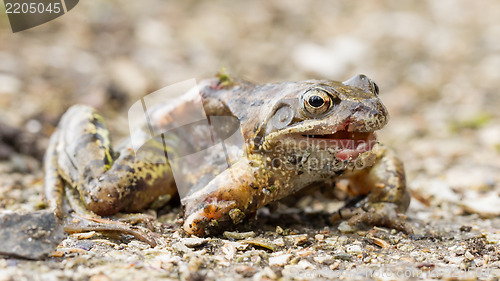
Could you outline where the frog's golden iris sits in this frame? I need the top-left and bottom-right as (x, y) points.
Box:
(303, 88), (333, 115)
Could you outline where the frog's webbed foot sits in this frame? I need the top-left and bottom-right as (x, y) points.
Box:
(62, 184), (159, 246)
(330, 202), (413, 234)
(330, 146), (412, 234)
(62, 213), (159, 247)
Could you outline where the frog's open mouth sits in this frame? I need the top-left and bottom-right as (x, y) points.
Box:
(301, 129), (377, 161)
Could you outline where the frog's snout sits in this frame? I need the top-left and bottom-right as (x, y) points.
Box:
(343, 99), (388, 132)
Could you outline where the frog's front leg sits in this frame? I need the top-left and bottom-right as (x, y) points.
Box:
(182, 156), (287, 236)
(330, 146), (412, 233)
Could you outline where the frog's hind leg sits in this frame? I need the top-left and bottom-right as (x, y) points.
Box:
(54, 105), (177, 213)
(330, 146), (412, 233)
(45, 105), (177, 246)
(45, 129), (158, 246)
(44, 130), (65, 218)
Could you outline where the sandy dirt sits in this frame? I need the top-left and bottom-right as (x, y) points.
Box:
(0, 1), (499, 280)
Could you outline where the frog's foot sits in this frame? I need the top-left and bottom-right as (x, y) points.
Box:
(330, 203), (413, 234)
(181, 159), (266, 237)
(62, 213), (159, 247)
(183, 200), (240, 237)
(60, 183), (159, 246)
(109, 213), (157, 230)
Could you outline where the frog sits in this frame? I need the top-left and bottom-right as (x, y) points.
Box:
(44, 73), (411, 245)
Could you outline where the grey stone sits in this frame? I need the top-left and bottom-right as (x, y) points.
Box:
(0, 210), (65, 259)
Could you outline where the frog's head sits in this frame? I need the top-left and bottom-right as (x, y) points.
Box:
(253, 74), (388, 161)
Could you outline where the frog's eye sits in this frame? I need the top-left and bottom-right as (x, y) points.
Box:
(343, 74), (380, 96)
(303, 88), (333, 115)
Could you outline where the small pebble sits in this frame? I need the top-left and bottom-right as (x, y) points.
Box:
(172, 242), (191, 254)
(275, 226), (284, 235)
(460, 225), (472, 232)
(329, 260), (341, 270)
(182, 237), (207, 248)
(333, 252), (351, 261)
(338, 236), (349, 245)
(222, 243), (236, 260)
(462, 192), (500, 217)
(483, 255), (490, 265)
(313, 255), (334, 265)
(269, 254), (291, 266)
(297, 259), (314, 269)
(465, 251), (474, 260)
(273, 238), (285, 247)
(227, 241), (248, 251)
(297, 249), (314, 257)
(324, 237), (338, 246)
(235, 265), (257, 277)
(223, 231), (256, 240)
(251, 255), (262, 265)
(285, 234), (308, 246)
(245, 239), (276, 251)
(484, 233), (500, 244)
(263, 266), (277, 279)
(73, 231), (96, 240)
(369, 237), (390, 248)
(346, 245), (363, 255)
(338, 221), (358, 233)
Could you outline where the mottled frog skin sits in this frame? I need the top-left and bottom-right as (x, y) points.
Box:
(44, 74), (411, 244)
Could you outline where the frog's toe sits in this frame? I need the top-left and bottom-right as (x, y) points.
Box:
(182, 200), (240, 237)
(110, 213), (156, 228)
(330, 203), (413, 234)
(349, 203), (413, 234)
(329, 207), (357, 224)
(63, 213), (159, 247)
(183, 211), (210, 237)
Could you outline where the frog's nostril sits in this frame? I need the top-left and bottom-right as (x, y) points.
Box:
(353, 104), (363, 112)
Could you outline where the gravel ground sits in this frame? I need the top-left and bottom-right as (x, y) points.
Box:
(0, 1), (499, 280)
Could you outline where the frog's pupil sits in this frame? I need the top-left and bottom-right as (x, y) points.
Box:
(309, 95), (324, 107)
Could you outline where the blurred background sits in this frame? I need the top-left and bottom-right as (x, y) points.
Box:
(0, 0), (499, 221)
(0, 1), (499, 279)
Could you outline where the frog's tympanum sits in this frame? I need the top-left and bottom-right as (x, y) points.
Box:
(44, 74), (411, 245)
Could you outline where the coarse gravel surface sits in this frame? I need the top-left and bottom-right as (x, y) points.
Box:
(0, 1), (499, 280)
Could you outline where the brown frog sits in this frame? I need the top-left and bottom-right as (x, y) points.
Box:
(44, 73), (411, 245)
